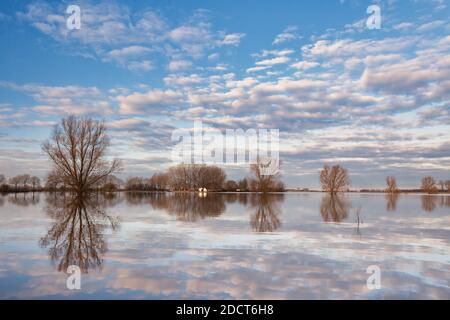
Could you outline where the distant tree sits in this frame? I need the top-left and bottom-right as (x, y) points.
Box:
(438, 180), (445, 192)
(18, 174), (31, 189)
(149, 172), (168, 191)
(238, 178), (248, 192)
(99, 175), (123, 191)
(446, 180), (450, 192)
(320, 165), (350, 193)
(385, 176), (399, 193)
(45, 169), (65, 190)
(421, 176), (438, 194)
(0, 174), (5, 185)
(30, 176), (41, 190)
(225, 180), (238, 191)
(125, 177), (145, 191)
(9, 176), (21, 190)
(166, 164), (226, 191)
(42, 116), (122, 194)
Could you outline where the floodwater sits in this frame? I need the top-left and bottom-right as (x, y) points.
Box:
(0, 192), (449, 299)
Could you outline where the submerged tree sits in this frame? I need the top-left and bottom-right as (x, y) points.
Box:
(385, 176), (399, 193)
(421, 176), (437, 194)
(42, 116), (122, 194)
(248, 158), (284, 192)
(319, 165), (350, 193)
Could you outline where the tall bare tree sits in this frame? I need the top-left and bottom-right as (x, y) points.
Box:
(385, 176), (399, 193)
(42, 116), (122, 194)
(0, 174), (5, 185)
(320, 165), (350, 193)
(421, 176), (437, 194)
(446, 180), (450, 192)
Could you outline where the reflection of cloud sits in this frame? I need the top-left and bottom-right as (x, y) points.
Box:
(0, 193), (449, 299)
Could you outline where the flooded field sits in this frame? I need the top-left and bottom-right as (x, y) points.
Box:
(0, 192), (449, 299)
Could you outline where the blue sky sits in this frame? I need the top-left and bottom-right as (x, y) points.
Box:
(0, 0), (449, 188)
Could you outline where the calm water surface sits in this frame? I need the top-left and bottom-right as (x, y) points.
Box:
(0, 192), (449, 299)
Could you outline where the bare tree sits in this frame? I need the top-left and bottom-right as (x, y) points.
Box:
(320, 165), (350, 193)
(446, 180), (450, 192)
(9, 176), (21, 190)
(438, 180), (445, 192)
(166, 164), (226, 191)
(385, 176), (399, 193)
(30, 176), (41, 191)
(42, 116), (122, 194)
(22, 174), (31, 188)
(225, 180), (238, 191)
(0, 174), (5, 185)
(238, 178), (248, 191)
(421, 176), (437, 194)
(45, 169), (66, 190)
(248, 159), (284, 192)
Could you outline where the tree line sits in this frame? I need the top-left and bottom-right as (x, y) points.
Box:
(318, 165), (449, 194)
(0, 174), (41, 192)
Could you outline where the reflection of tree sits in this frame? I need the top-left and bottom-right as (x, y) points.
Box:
(8, 193), (40, 206)
(439, 196), (450, 208)
(421, 195), (437, 212)
(40, 194), (119, 273)
(146, 193), (227, 222)
(354, 206), (363, 237)
(320, 194), (351, 223)
(385, 193), (399, 211)
(249, 194), (284, 232)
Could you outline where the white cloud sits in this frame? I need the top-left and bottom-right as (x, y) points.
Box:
(127, 60), (154, 72)
(220, 33), (245, 46)
(273, 26), (299, 45)
(255, 56), (290, 66)
(167, 60), (193, 71)
(118, 89), (183, 114)
(291, 61), (320, 70)
(107, 46), (153, 59)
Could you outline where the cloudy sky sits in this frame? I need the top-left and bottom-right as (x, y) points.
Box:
(0, 0), (449, 188)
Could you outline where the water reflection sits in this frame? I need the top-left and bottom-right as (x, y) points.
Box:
(320, 194), (351, 223)
(127, 192), (227, 221)
(249, 194), (284, 232)
(385, 193), (400, 211)
(421, 195), (438, 212)
(40, 194), (120, 273)
(8, 193), (41, 206)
